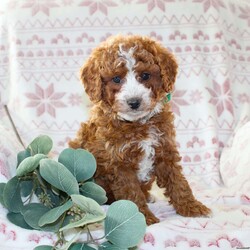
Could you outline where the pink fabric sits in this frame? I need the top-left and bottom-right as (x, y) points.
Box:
(0, 0), (250, 249)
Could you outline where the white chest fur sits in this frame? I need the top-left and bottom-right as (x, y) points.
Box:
(137, 128), (160, 182)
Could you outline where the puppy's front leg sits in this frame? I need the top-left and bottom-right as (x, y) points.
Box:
(108, 166), (159, 225)
(155, 153), (211, 217)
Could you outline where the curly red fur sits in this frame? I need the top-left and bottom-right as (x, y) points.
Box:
(69, 35), (211, 225)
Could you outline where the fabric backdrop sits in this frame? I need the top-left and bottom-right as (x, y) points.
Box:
(1, 0), (250, 188)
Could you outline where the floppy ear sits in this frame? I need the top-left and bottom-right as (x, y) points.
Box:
(153, 42), (178, 93)
(80, 56), (103, 103)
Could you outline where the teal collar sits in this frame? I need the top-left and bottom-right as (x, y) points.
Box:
(162, 93), (172, 104)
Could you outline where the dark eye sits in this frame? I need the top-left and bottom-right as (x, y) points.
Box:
(112, 76), (122, 84)
(141, 72), (150, 81)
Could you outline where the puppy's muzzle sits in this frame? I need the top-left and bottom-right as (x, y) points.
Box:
(127, 98), (142, 110)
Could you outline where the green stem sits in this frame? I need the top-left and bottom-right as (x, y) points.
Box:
(55, 231), (65, 247)
(23, 188), (35, 204)
(81, 226), (106, 245)
(34, 169), (47, 190)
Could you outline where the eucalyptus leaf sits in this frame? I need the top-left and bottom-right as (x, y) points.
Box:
(58, 148), (96, 182)
(60, 212), (105, 232)
(7, 212), (33, 230)
(71, 194), (105, 219)
(20, 180), (33, 197)
(69, 243), (96, 250)
(3, 176), (23, 213)
(21, 203), (62, 233)
(105, 200), (146, 248)
(17, 149), (31, 166)
(99, 241), (128, 250)
(80, 182), (107, 205)
(47, 189), (61, 207)
(39, 200), (73, 227)
(0, 183), (6, 206)
(33, 246), (54, 250)
(22, 203), (50, 230)
(16, 154), (47, 177)
(40, 159), (79, 195)
(22, 203), (65, 232)
(60, 195), (105, 231)
(41, 218), (64, 233)
(28, 135), (53, 155)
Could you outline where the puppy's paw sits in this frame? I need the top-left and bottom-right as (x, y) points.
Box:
(176, 200), (211, 218)
(193, 202), (211, 217)
(141, 207), (160, 225)
(145, 213), (160, 225)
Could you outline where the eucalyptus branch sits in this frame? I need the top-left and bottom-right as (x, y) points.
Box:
(0, 135), (146, 250)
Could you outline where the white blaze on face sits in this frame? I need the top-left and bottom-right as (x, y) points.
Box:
(116, 45), (153, 122)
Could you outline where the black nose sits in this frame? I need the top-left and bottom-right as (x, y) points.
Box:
(127, 98), (141, 110)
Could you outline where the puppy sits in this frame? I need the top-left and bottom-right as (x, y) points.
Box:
(69, 35), (211, 225)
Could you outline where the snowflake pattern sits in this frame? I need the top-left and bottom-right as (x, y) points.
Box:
(79, 0), (117, 15)
(206, 79), (234, 117)
(189, 90), (203, 104)
(21, 0), (59, 16)
(137, 0), (174, 12)
(170, 90), (190, 116)
(25, 84), (66, 117)
(193, 0), (226, 13)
